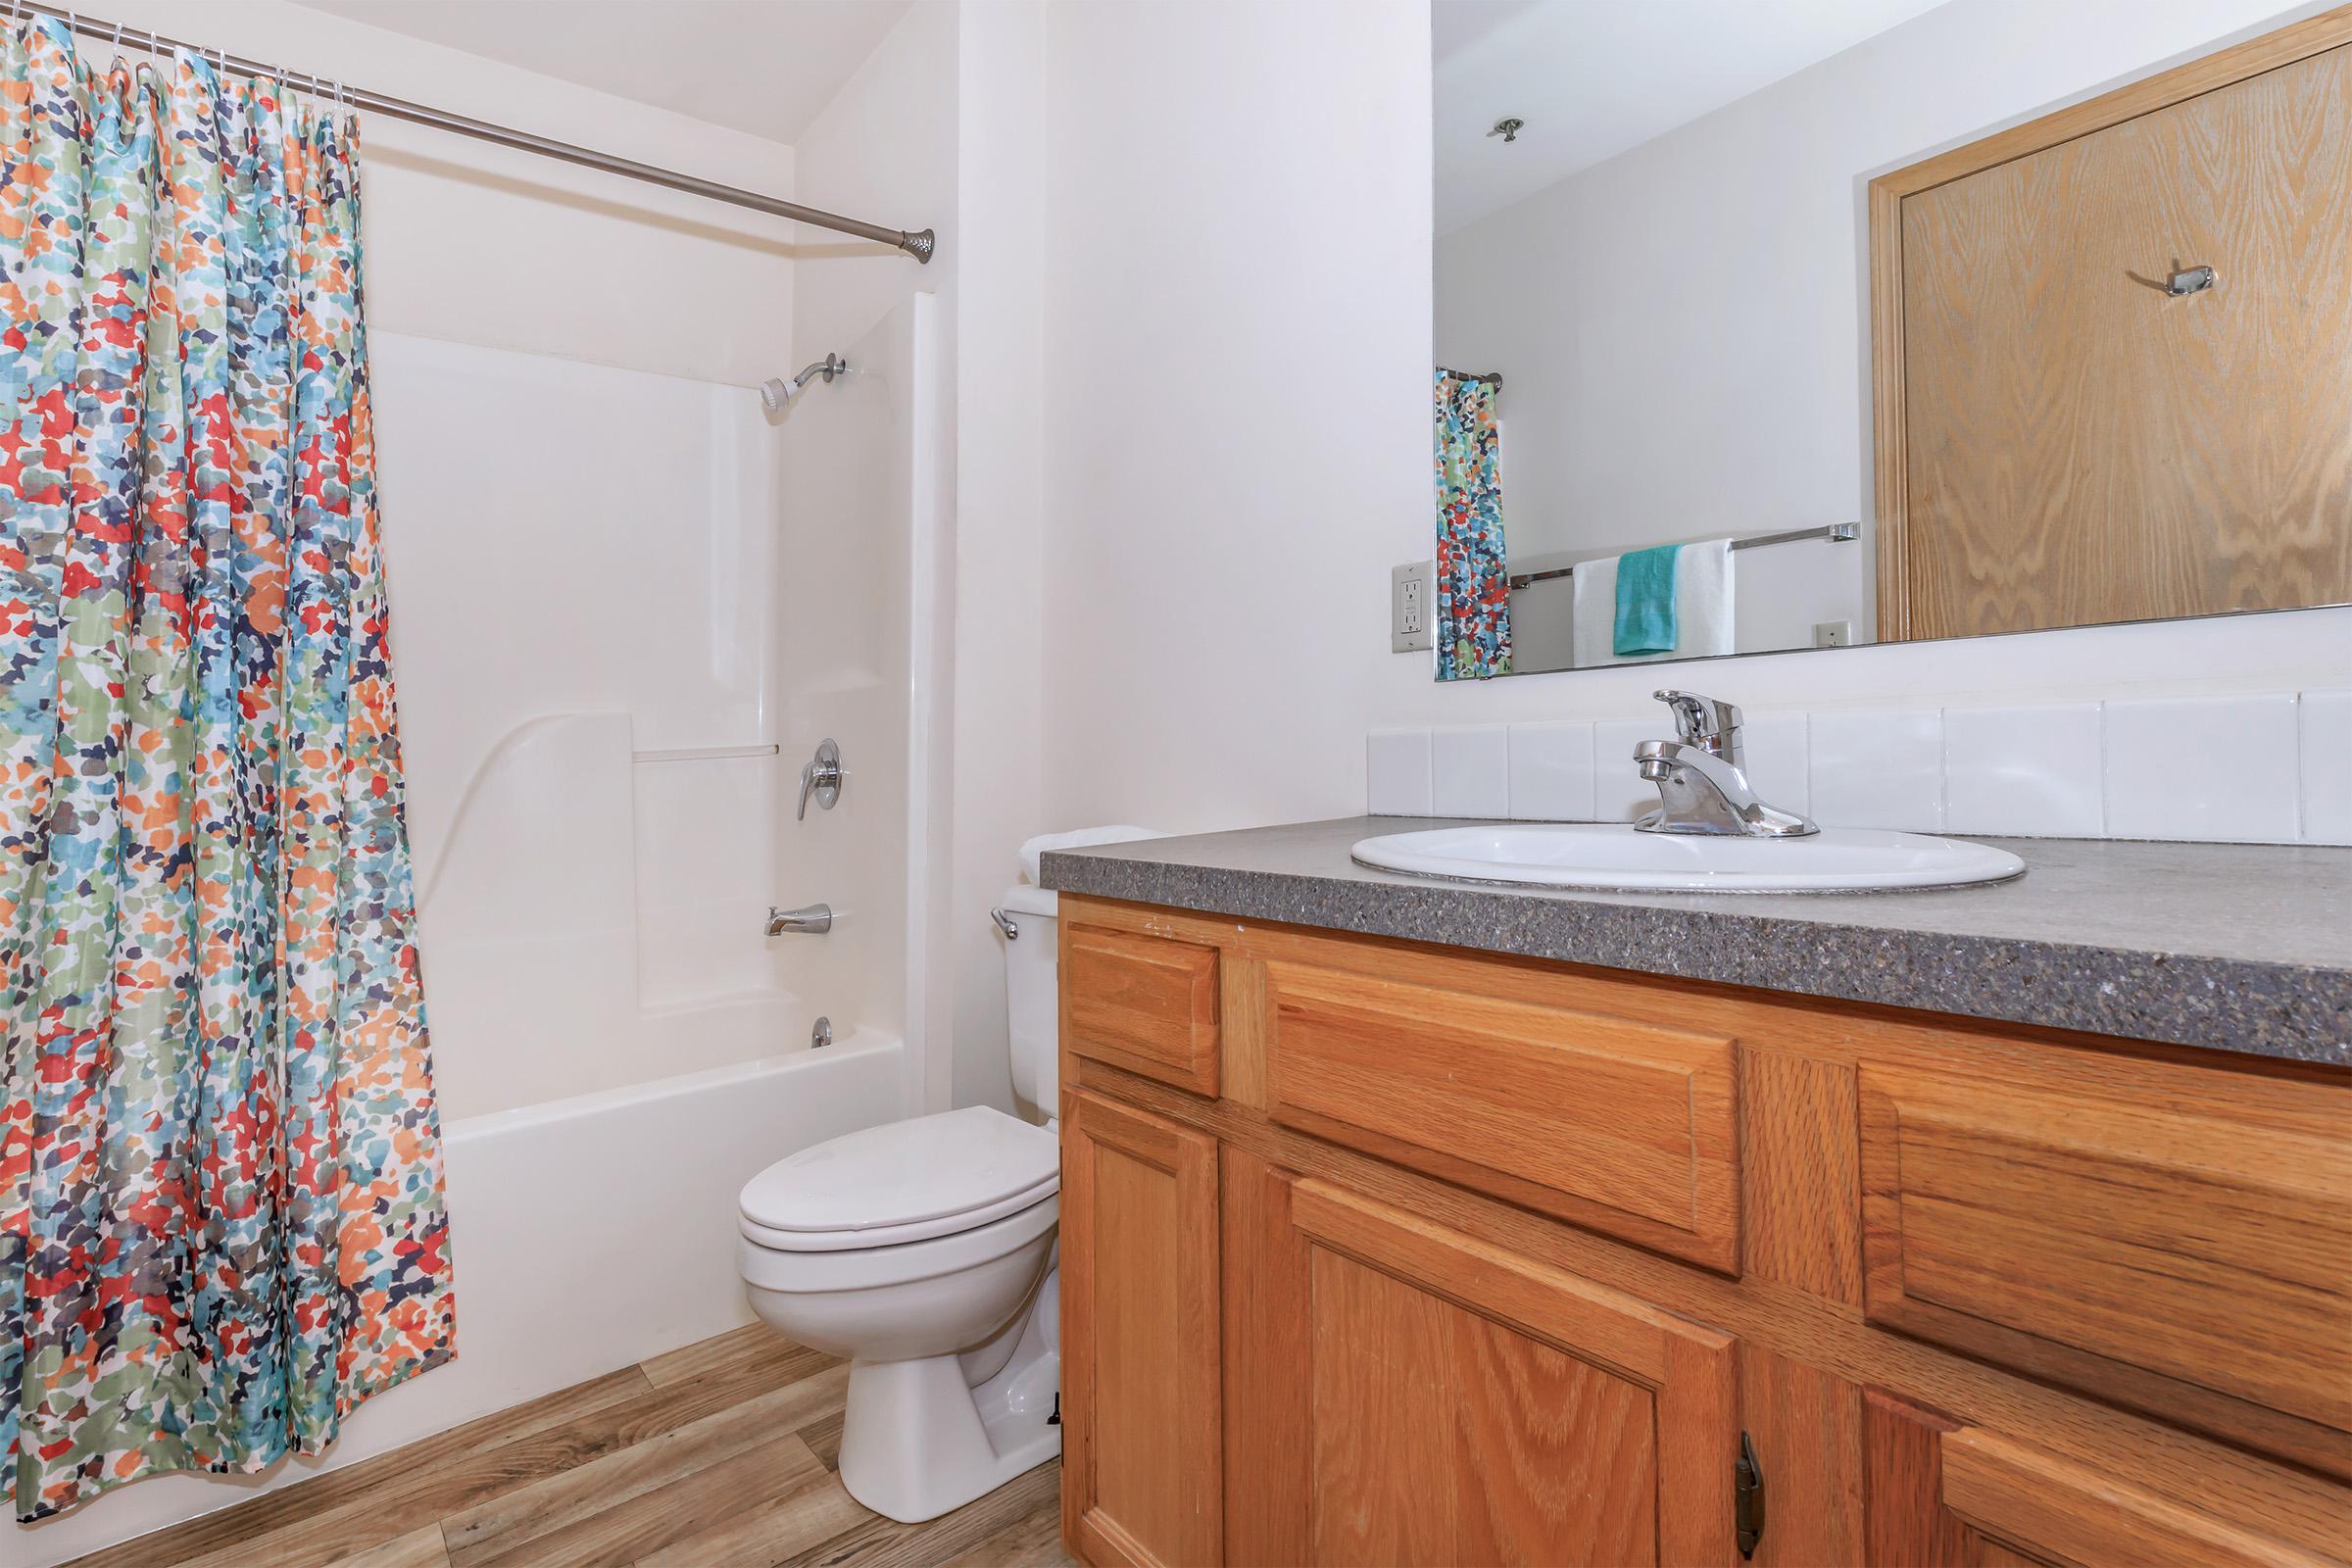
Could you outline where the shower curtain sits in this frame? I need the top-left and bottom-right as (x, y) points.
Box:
(1433, 369), (1511, 679)
(0, 19), (452, 1520)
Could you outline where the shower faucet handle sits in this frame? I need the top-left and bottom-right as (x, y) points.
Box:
(798, 738), (843, 820)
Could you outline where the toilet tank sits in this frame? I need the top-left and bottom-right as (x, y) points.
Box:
(999, 884), (1061, 1118)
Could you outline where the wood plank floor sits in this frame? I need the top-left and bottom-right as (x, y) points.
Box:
(69, 1325), (1073, 1568)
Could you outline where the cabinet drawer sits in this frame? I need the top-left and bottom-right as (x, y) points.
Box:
(1063, 922), (1222, 1096)
(1256, 958), (1740, 1271)
(1859, 1054), (2352, 1477)
(1863, 1391), (2331, 1568)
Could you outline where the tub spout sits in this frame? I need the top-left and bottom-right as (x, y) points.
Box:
(767, 903), (833, 936)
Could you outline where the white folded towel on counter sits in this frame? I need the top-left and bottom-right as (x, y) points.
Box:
(1568, 537), (1738, 667)
(1019, 825), (1161, 885)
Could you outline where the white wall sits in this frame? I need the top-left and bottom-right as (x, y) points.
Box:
(1034, 0), (2352, 840)
(1039, 0), (1436, 834)
(793, 0), (960, 355)
(950, 1), (1052, 1115)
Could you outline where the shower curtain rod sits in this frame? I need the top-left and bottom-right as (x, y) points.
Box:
(13, 0), (936, 264)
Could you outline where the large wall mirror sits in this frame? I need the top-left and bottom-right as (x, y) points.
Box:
(1429, 0), (2351, 680)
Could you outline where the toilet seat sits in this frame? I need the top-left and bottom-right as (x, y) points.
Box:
(739, 1104), (1058, 1252)
(739, 1193), (1058, 1295)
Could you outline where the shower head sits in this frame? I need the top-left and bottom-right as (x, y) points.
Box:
(759, 353), (850, 413)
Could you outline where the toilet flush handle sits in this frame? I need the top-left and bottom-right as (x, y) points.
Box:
(990, 908), (1019, 941)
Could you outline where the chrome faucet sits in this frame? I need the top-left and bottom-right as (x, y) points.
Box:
(1633, 689), (1816, 838)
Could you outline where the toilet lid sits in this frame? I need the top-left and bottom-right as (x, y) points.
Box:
(738, 1105), (1058, 1250)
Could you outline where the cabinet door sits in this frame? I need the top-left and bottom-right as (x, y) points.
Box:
(1061, 1091), (1222, 1568)
(1861, 1391), (2319, 1568)
(1225, 1151), (1740, 1566)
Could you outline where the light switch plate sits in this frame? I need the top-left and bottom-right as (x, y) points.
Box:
(1393, 561), (1434, 652)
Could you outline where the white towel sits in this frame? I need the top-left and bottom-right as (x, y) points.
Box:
(1570, 553), (1621, 669)
(1570, 538), (1737, 667)
(1019, 825), (1161, 885)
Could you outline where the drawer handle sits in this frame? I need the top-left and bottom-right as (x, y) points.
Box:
(1736, 1430), (1764, 1559)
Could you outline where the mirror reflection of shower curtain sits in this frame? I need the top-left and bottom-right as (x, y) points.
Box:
(1433, 370), (1511, 679)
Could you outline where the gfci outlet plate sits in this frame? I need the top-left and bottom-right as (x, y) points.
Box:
(1393, 561), (1434, 652)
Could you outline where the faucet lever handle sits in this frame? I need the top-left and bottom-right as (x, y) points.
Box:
(797, 738), (844, 821)
(1653, 689), (1743, 760)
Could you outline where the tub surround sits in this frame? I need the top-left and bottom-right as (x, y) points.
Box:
(1041, 819), (2352, 1065)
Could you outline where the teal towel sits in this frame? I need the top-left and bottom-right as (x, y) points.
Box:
(1613, 544), (1681, 656)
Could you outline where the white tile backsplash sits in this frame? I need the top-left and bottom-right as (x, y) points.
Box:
(2302, 691), (2352, 845)
(1432, 726), (1510, 817)
(1809, 709), (1943, 831)
(1593, 719), (1659, 822)
(1943, 703), (2103, 838)
(1739, 712), (1809, 819)
(1506, 722), (1595, 820)
(1366, 690), (2349, 846)
(2105, 695), (2298, 842)
(1366, 728), (1434, 815)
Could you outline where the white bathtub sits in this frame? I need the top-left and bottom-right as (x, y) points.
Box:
(14, 1036), (909, 1567)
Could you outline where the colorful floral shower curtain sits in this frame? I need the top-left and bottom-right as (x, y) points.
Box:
(1433, 369), (1511, 679)
(0, 19), (452, 1520)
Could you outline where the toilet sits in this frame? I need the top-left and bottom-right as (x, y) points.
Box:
(736, 879), (1068, 1524)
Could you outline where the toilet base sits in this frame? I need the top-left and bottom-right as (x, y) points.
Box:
(837, 1268), (1062, 1524)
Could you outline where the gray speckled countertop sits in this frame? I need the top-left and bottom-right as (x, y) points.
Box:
(1040, 817), (2352, 1066)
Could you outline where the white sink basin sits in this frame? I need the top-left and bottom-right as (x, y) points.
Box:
(1351, 823), (2024, 894)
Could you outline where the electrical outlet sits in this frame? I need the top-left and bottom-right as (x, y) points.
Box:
(1393, 561), (1433, 652)
(1813, 619), (1853, 648)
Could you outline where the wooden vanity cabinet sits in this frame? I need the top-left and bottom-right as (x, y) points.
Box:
(1056, 896), (2352, 1568)
(1221, 1150), (1740, 1566)
(1060, 1090), (1223, 1568)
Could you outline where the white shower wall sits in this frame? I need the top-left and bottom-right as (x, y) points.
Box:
(771, 295), (941, 1096)
(372, 331), (815, 1118)
(373, 307), (937, 1121)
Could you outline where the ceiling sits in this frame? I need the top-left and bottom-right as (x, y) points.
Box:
(1435, 0), (1948, 234)
(289, 0), (913, 145)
